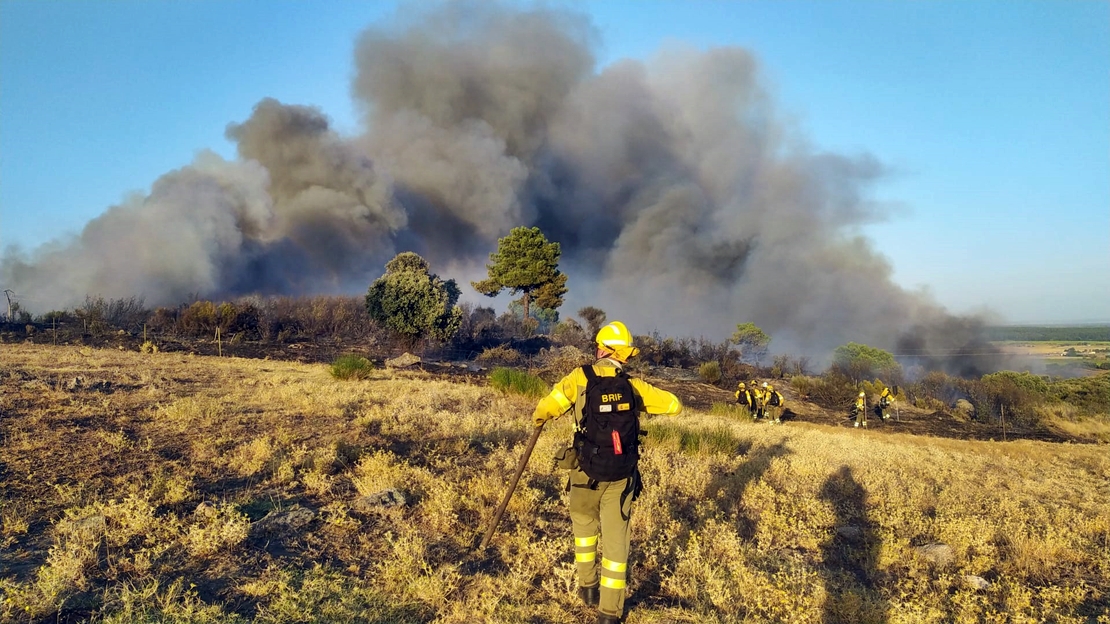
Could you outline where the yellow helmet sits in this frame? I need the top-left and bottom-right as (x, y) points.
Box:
(596, 320), (640, 361)
(738, 382), (746, 389)
(859, 391), (866, 397)
(766, 384), (774, 392)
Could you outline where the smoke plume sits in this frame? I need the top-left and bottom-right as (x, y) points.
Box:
(1, 2), (998, 368)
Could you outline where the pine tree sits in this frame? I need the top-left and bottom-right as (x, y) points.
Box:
(472, 226), (568, 320)
(731, 322), (771, 363)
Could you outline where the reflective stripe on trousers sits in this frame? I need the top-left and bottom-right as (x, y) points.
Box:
(600, 557), (627, 589)
(575, 534), (598, 562)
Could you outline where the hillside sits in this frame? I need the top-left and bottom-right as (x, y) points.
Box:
(1, 344), (1107, 623)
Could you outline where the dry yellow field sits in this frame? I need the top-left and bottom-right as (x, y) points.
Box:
(1, 344), (1108, 623)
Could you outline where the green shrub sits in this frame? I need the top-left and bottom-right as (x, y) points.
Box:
(330, 355), (375, 381)
(644, 421), (740, 455)
(698, 361), (722, 384)
(1049, 373), (1110, 415)
(709, 402), (751, 420)
(489, 367), (547, 399)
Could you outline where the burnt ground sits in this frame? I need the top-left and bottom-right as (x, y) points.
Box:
(645, 376), (1069, 443)
(1, 322), (1075, 444)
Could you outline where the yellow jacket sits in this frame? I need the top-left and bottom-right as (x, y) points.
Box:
(533, 359), (683, 426)
(763, 390), (784, 407)
(879, 388), (894, 406)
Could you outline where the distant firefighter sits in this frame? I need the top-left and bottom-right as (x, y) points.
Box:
(762, 382), (785, 424)
(749, 382), (765, 418)
(735, 381), (755, 413)
(853, 391), (868, 428)
(876, 386), (894, 421)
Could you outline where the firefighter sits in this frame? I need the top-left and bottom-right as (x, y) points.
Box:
(763, 383), (785, 424)
(533, 321), (683, 624)
(735, 382), (755, 414)
(853, 391), (867, 428)
(877, 387), (894, 420)
(749, 382), (766, 419)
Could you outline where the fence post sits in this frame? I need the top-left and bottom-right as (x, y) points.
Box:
(216, 327), (222, 357)
(1001, 404), (1006, 442)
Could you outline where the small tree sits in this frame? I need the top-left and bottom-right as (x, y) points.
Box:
(578, 306), (607, 336)
(365, 252), (462, 346)
(831, 342), (902, 384)
(731, 322), (771, 363)
(472, 226), (568, 321)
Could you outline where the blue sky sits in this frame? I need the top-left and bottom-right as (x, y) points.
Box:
(2, 0), (1107, 324)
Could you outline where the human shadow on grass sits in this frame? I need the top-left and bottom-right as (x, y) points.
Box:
(818, 465), (889, 624)
(625, 440), (792, 615)
(707, 441), (793, 539)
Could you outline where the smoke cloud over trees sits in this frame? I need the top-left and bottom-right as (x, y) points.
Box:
(2, 2), (988, 363)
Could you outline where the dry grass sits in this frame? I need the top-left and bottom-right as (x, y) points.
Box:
(0, 344), (1107, 623)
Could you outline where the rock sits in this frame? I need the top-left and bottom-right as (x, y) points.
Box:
(916, 543), (954, 566)
(835, 526), (865, 540)
(385, 353), (422, 368)
(353, 488), (407, 513)
(964, 575), (990, 591)
(467, 363), (485, 372)
(251, 504), (316, 536)
(65, 376), (85, 391)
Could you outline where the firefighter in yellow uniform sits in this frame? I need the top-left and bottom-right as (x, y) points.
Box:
(853, 391), (867, 427)
(534, 321), (682, 624)
(749, 382), (765, 419)
(735, 382), (754, 414)
(877, 387), (894, 420)
(763, 383), (785, 424)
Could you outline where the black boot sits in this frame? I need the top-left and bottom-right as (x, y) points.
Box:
(577, 585), (599, 607)
(595, 613), (621, 624)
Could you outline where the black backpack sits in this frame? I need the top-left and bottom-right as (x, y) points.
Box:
(574, 365), (642, 482)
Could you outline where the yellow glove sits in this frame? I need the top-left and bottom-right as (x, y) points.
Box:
(533, 406), (551, 428)
(533, 394), (567, 428)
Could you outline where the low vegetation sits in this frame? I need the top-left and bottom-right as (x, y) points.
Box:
(488, 366), (548, 399)
(329, 354), (375, 381)
(987, 325), (1110, 342)
(1, 344), (1107, 623)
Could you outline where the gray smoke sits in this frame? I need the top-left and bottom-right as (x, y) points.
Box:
(1, 2), (993, 366)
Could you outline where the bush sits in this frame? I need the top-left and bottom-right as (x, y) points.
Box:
(1050, 373), (1110, 415)
(366, 252), (462, 345)
(698, 361), (723, 384)
(551, 318), (590, 349)
(534, 345), (593, 382)
(179, 301), (219, 336)
(791, 373), (857, 409)
(330, 355), (375, 381)
(147, 307), (178, 335)
(643, 421), (741, 455)
(476, 345), (523, 365)
(489, 367), (547, 399)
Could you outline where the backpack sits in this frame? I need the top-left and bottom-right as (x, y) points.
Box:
(768, 391), (782, 407)
(573, 365), (642, 482)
